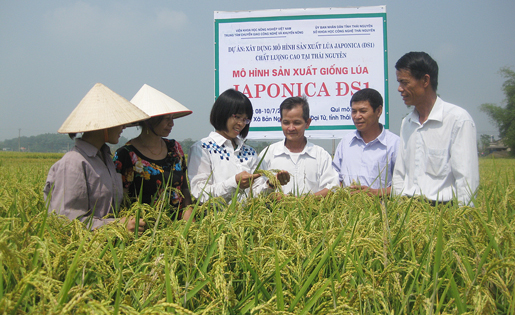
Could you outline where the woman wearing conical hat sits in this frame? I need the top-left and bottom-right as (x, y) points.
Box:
(44, 83), (149, 231)
(113, 84), (193, 220)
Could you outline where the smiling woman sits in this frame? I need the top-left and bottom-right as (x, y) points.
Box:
(187, 88), (263, 204)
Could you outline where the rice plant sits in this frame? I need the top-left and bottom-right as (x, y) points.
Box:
(0, 152), (514, 314)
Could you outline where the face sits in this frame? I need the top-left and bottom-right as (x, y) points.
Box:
(281, 105), (311, 144)
(218, 113), (249, 141)
(152, 114), (174, 137)
(351, 100), (382, 134)
(396, 69), (428, 106)
(106, 125), (125, 144)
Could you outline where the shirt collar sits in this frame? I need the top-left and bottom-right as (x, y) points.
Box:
(350, 124), (387, 146)
(408, 97), (444, 125)
(209, 131), (244, 149)
(274, 139), (317, 158)
(75, 138), (107, 157)
(426, 97), (444, 122)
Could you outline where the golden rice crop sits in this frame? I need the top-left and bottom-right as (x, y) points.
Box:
(0, 151), (514, 314)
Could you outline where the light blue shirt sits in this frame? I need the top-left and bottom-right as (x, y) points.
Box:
(332, 126), (399, 189)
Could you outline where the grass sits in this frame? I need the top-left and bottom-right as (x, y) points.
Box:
(0, 152), (514, 314)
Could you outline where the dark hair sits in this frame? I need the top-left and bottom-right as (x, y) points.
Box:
(140, 115), (166, 136)
(279, 96), (310, 122)
(395, 51), (439, 91)
(68, 133), (77, 140)
(210, 89), (253, 138)
(350, 88), (383, 111)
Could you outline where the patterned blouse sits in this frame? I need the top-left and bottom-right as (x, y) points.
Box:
(113, 139), (187, 209)
(187, 131), (260, 203)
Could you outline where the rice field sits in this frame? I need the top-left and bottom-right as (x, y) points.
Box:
(0, 151), (514, 314)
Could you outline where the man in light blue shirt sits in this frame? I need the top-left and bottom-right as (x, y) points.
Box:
(332, 88), (399, 196)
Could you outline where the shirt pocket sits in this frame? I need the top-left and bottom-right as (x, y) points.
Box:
(425, 148), (449, 178)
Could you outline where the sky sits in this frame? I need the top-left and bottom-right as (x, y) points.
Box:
(1, 0), (514, 149)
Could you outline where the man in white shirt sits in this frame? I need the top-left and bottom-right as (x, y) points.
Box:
(258, 96), (340, 197)
(332, 88), (399, 196)
(392, 51), (479, 205)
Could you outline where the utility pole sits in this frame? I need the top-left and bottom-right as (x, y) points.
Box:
(18, 129), (21, 152)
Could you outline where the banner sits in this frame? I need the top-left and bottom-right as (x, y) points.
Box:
(215, 6), (388, 139)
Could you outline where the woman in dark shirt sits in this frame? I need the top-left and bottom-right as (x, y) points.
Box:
(114, 84), (193, 220)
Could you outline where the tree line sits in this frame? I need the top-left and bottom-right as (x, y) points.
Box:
(481, 67), (515, 156)
(0, 134), (271, 154)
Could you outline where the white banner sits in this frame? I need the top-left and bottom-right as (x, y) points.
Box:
(215, 6), (388, 139)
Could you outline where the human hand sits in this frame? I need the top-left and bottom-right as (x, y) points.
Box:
(120, 216), (146, 233)
(235, 171), (261, 189)
(350, 185), (378, 196)
(276, 171), (290, 186)
(267, 192), (284, 202)
(181, 206), (195, 222)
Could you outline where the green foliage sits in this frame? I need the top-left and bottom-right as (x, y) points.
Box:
(0, 153), (514, 313)
(481, 67), (515, 155)
(0, 133), (131, 153)
(179, 138), (196, 154)
(0, 133), (74, 152)
(479, 134), (491, 152)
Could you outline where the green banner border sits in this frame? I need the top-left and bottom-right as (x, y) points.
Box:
(249, 125), (358, 132)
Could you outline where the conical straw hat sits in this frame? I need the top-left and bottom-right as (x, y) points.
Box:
(130, 84), (192, 119)
(58, 83), (150, 133)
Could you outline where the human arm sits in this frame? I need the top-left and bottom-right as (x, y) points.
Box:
(179, 153), (194, 221)
(235, 171), (261, 189)
(317, 150), (341, 193)
(188, 141), (251, 202)
(387, 134), (400, 189)
(391, 123), (406, 197)
(113, 147), (135, 200)
(313, 188), (330, 198)
(175, 142), (193, 208)
(450, 119), (479, 205)
(251, 146), (289, 195)
(332, 139), (345, 184)
(349, 185), (392, 197)
(181, 176), (193, 207)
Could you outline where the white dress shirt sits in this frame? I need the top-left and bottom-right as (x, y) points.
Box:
(392, 97), (479, 205)
(188, 131), (259, 203)
(332, 126), (399, 189)
(258, 140), (340, 196)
